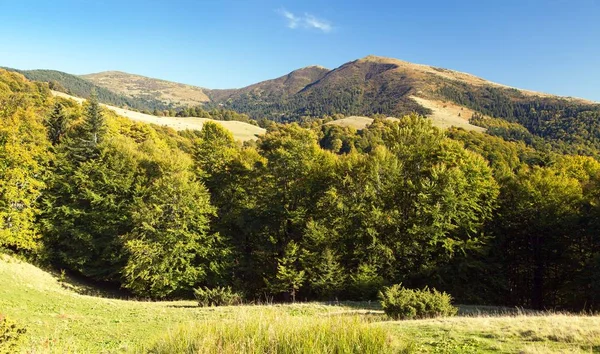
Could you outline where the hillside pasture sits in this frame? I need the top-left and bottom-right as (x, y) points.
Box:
(1, 254), (599, 353)
(52, 91), (265, 141)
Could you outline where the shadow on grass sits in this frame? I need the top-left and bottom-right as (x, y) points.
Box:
(165, 304), (199, 309)
(458, 305), (540, 317)
(317, 300), (383, 311)
(50, 268), (133, 299)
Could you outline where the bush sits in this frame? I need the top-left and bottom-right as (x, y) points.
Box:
(194, 286), (242, 307)
(0, 315), (26, 354)
(378, 284), (458, 320)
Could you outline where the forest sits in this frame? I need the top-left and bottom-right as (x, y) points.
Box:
(1, 68), (599, 311)
(439, 83), (600, 156)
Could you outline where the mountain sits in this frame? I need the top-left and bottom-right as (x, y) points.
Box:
(82, 71), (210, 107)
(0, 68), (174, 112)
(206, 55), (578, 124)
(9, 55), (600, 151)
(208, 65), (330, 102)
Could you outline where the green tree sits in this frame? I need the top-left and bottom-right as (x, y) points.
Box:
(0, 107), (50, 252)
(0, 70), (51, 253)
(82, 90), (105, 145)
(41, 136), (139, 281)
(123, 147), (224, 298)
(314, 116), (499, 289)
(46, 102), (69, 145)
(269, 242), (305, 302)
(309, 249), (346, 300)
(491, 165), (583, 309)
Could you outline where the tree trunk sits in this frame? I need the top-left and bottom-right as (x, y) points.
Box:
(532, 234), (544, 310)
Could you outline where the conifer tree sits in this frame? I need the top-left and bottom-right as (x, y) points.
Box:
(46, 102), (68, 145)
(269, 242), (306, 302)
(82, 89), (106, 145)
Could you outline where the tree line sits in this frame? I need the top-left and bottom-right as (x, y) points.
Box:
(1, 69), (599, 311)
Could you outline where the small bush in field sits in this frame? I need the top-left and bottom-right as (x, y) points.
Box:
(194, 286), (242, 307)
(379, 284), (458, 320)
(0, 315), (26, 354)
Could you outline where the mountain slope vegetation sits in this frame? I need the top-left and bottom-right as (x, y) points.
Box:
(82, 70), (210, 107)
(74, 55), (600, 147)
(52, 90), (265, 142)
(14, 55), (600, 148)
(2, 68), (600, 314)
(2, 253), (599, 353)
(0, 68), (175, 112)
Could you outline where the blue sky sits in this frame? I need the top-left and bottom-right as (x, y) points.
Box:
(0, 0), (598, 101)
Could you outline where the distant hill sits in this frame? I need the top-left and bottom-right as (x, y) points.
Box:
(82, 71), (210, 107)
(1, 68), (173, 112)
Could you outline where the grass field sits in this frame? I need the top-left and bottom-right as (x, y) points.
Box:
(52, 91), (266, 142)
(324, 105), (485, 133)
(1, 254), (599, 353)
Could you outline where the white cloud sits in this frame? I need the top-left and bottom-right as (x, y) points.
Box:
(281, 9), (300, 29)
(278, 9), (333, 33)
(303, 14), (332, 33)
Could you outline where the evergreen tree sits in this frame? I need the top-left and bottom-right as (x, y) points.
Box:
(269, 242), (305, 302)
(82, 89), (105, 145)
(46, 102), (68, 145)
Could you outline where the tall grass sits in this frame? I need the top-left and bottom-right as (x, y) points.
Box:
(144, 308), (391, 354)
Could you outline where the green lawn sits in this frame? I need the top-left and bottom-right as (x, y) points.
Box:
(1, 254), (599, 353)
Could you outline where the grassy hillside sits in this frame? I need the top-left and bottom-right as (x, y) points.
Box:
(1, 68), (173, 112)
(52, 91), (265, 142)
(325, 111), (484, 132)
(1, 254), (598, 353)
(82, 71), (210, 107)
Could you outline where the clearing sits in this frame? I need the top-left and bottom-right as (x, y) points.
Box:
(410, 96), (487, 132)
(1, 254), (599, 353)
(52, 91), (266, 142)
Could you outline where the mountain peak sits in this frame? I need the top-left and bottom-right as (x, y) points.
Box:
(358, 55), (404, 63)
(289, 65), (330, 75)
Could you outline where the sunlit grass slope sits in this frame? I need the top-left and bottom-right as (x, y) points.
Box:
(1, 254), (599, 353)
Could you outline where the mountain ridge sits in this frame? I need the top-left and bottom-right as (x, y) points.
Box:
(8, 56), (599, 134)
(80, 55), (598, 110)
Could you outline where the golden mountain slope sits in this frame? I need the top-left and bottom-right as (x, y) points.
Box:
(82, 71), (210, 106)
(52, 91), (265, 142)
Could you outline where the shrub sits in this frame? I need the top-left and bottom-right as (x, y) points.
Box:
(194, 286), (242, 307)
(0, 315), (26, 354)
(378, 284), (458, 320)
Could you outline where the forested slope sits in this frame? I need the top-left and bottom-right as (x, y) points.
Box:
(1, 68), (176, 112)
(438, 82), (600, 155)
(1, 69), (599, 312)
